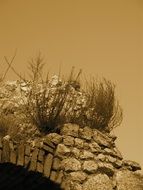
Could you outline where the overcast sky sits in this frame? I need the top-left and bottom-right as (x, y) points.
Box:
(0, 0), (143, 167)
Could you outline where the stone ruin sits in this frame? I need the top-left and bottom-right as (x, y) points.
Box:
(0, 123), (142, 190)
(0, 79), (142, 189)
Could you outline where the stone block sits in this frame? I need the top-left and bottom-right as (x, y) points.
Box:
(61, 158), (81, 172)
(83, 160), (98, 173)
(69, 171), (87, 183)
(50, 170), (57, 181)
(71, 147), (80, 159)
(55, 144), (70, 158)
(74, 138), (84, 149)
(43, 139), (56, 149)
(61, 123), (79, 137)
(36, 162), (44, 173)
(56, 170), (64, 184)
(38, 149), (45, 162)
(25, 145), (31, 156)
(2, 139), (10, 162)
(80, 150), (94, 159)
(43, 144), (54, 153)
(29, 148), (39, 171)
(98, 162), (115, 176)
(25, 156), (30, 167)
(52, 157), (61, 170)
(10, 150), (17, 164)
(83, 174), (113, 190)
(79, 126), (93, 140)
(46, 133), (63, 145)
(17, 143), (25, 166)
(63, 136), (74, 146)
(44, 153), (53, 177)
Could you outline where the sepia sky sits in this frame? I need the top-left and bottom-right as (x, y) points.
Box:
(0, 0), (143, 167)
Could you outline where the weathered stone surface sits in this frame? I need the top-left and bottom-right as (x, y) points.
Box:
(113, 159), (122, 168)
(123, 160), (141, 171)
(25, 156), (30, 166)
(69, 171), (87, 183)
(89, 142), (101, 153)
(93, 129), (112, 148)
(50, 170), (57, 181)
(106, 155), (116, 163)
(75, 138), (84, 149)
(38, 149), (45, 162)
(43, 138), (56, 149)
(44, 153), (53, 177)
(55, 144), (70, 158)
(63, 136), (74, 146)
(52, 157), (61, 170)
(42, 144), (54, 153)
(71, 147), (80, 158)
(61, 158), (81, 172)
(83, 174), (113, 190)
(115, 170), (143, 190)
(17, 143), (25, 166)
(56, 170), (64, 184)
(79, 126), (93, 140)
(46, 133), (63, 145)
(80, 150), (94, 159)
(98, 162), (115, 176)
(68, 182), (82, 190)
(29, 148), (39, 171)
(25, 145), (31, 156)
(36, 161), (43, 173)
(97, 153), (106, 161)
(61, 123), (79, 137)
(2, 139), (10, 162)
(10, 150), (17, 164)
(83, 160), (98, 173)
(113, 147), (123, 159)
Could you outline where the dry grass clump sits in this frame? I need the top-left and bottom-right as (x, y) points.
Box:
(84, 78), (123, 132)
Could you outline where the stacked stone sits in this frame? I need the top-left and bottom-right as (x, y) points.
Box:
(0, 136), (62, 184)
(45, 123), (142, 190)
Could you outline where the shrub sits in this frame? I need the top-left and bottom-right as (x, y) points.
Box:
(4, 54), (122, 134)
(84, 78), (123, 132)
(23, 55), (82, 133)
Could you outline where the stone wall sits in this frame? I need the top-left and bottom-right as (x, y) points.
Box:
(0, 123), (142, 190)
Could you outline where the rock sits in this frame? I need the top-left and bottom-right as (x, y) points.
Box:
(98, 162), (115, 176)
(80, 150), (94, 159)
(75, 138), (84, 149)
(52, 157), (61, 170)
(115, 170), (143, 190)
(106, 155), (116, 163)
(69, 171), (87, 182)
(71, 147), (80, 158)
(79, 126), (93, 140)
(61, 123), (79, 137)
(83, 160), (98, 173)
(45, 133), (63, 145)
(63, 136), (74, 146)
(113, 147), (123, 160)
(89, 142), (101, 153)
(61, 158), (81, 172)
(55, 144), (71, 158)
(83, 174), (113, 190)
(97, 153), (106, 161)
(93, 129), (112, 148)
(123, 160), (141, 171)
